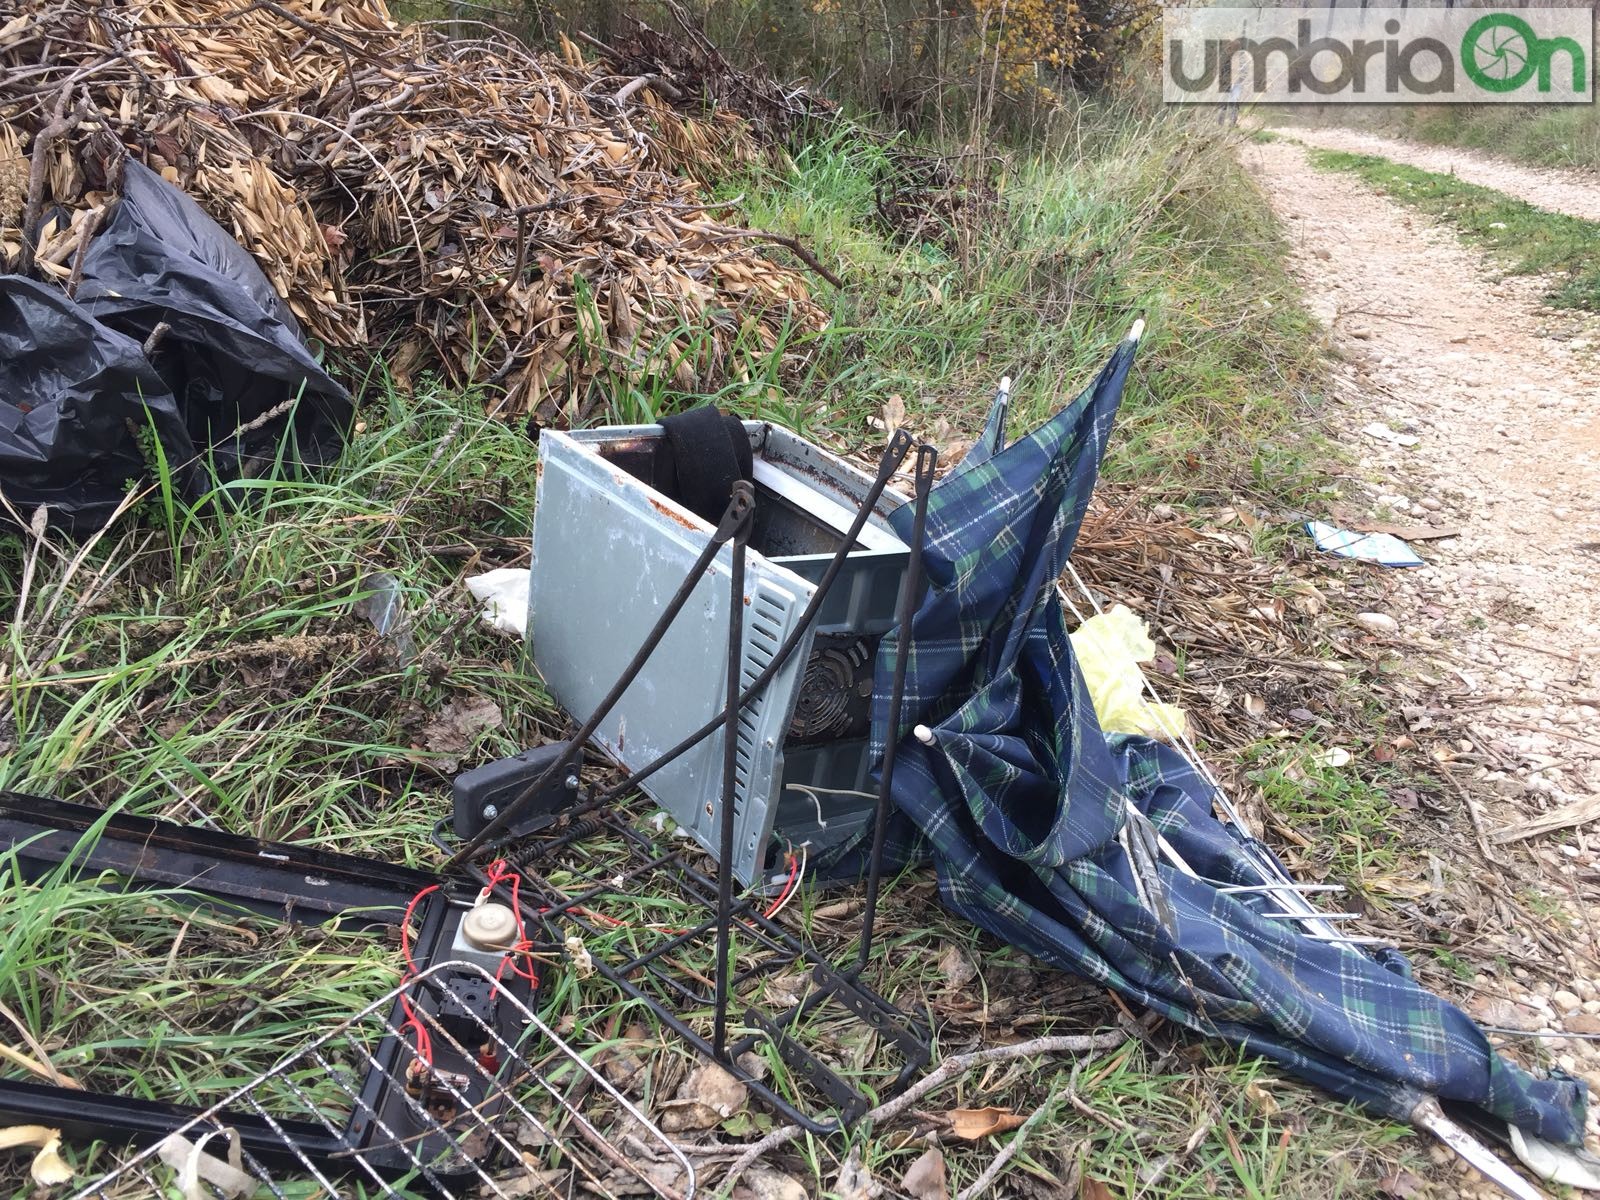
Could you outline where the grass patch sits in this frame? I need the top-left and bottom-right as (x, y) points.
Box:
(1395, 104), (1600, 172)
(1245, 741), (1403, 883)
(0, 855), (394, 1108)
(2, 105), (1455, 1198)
(1309, 148), (1600, 310)
(586, 107), (1332, 508)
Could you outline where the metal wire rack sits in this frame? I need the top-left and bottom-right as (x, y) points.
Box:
(493, 805), (932, 1133)
(67, 961), (697, 1200)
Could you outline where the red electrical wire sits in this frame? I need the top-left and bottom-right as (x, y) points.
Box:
(488, 848), (803, 982)
(399, 883), (439, 1065)
(483, 859), (540, 985)
(762, 852), (800, 920)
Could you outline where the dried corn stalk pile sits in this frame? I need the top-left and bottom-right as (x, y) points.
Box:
(0, 0), (828, 419)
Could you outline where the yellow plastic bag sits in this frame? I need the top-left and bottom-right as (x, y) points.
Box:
(1069, 604), (1188, 740)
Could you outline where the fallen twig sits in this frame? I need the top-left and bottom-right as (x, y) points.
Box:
(752, 231), (845, 288)
(615, 73), (680, 104)
(1436, 764), (1509, 868)
(18, 87), (82, 276)
(63, 202), (103, 297)
(953, 1083), (1063, 1200)
(669, 215), (844, 288)
(142, 320), (172, 357)
(1498, 638), (1586, 665)
(1492, 793), (1600, 845)
(719, 1030), (1128, 1193)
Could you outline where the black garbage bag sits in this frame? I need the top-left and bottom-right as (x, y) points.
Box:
(75, 160), (352, 479)
(0, 276), (196, 535)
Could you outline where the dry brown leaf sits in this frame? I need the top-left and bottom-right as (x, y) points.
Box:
(834, 1152), (878, 1200)
(1080, 1178), (1120, 1200)
(901, 1147), (948, 1200)
(736, 1166), (809, 1200)
(1249, 598), (1285, 623)
(882, 393), (907, 437)
(0, 1125), (73, 1186)
(1365, 875), (1434, 899)
(420, 695), (504, 771)
(813, 898), (862, 920)
(659, 1062), (747, 1132)
(947, 1106), (1027, 1140)
(937, 942), (977, 990)
(1377, 1169), (1424, 1198)
(1243, 1079), (1278, 1116)
(598, 1022), (651, 1090)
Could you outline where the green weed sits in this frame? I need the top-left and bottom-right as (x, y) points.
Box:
(1244, 740), (1403, 882)
(1396, 105), (1600, 172)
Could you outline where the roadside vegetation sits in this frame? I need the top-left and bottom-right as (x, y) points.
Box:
(720, 111), (1330, 504)
(0, 13), (1475, 1197)
(1388, 105), (1600, 173)
(1309, 148), (1600, 312)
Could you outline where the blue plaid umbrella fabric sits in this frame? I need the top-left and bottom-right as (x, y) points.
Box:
(869, 331), (1586, 1144)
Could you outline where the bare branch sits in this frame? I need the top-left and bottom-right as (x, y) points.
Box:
(720, 1030), (1129, 1193)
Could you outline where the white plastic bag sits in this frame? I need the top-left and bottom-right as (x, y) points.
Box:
(466, 567), (530, 636)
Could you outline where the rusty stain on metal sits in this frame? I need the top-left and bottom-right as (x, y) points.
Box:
(648, 495), (702, 531)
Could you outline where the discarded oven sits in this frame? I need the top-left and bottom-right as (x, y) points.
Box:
(530, 422), (913, 889)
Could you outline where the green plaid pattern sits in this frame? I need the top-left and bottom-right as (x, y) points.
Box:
(869, 337), (1586, 1144)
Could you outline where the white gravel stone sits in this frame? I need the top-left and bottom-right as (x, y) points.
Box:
(1355, 612), (1400, 635)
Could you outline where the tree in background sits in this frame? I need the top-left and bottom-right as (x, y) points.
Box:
(538, 0), (1160, 130)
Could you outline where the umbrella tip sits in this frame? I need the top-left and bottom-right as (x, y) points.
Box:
(998, 375), (1012, 396)
(913, 724), (936, 746)
(1128, 318), (1145, 343)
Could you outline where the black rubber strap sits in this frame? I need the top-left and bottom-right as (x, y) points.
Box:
(659, 406), (752, 523)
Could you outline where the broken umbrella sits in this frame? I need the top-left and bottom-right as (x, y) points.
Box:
(865, 321), (1588, 1195)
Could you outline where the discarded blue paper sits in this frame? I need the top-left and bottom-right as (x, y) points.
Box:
(1306, 520), (1423, 567)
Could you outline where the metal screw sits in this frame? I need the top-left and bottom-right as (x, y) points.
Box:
(482, 804), (499, 820)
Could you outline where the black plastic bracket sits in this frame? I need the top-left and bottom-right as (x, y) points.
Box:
(452, 740), (582, 841)
(0, 791), (437, 927)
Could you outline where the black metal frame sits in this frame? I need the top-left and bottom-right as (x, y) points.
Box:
(439, 436), (941, 1134)
(455, 805), (931, 1132)
(0, 422), (943, 1160)
(0, 793), (541, 1190)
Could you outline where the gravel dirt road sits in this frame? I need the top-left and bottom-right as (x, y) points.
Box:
(1276, 124), (1600, 222)
(1243, 133), (1600, 1184)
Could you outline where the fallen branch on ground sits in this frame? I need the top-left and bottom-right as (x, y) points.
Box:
(953, 1081), (1065, 1200)
(718, 1029), (1130, 1193)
